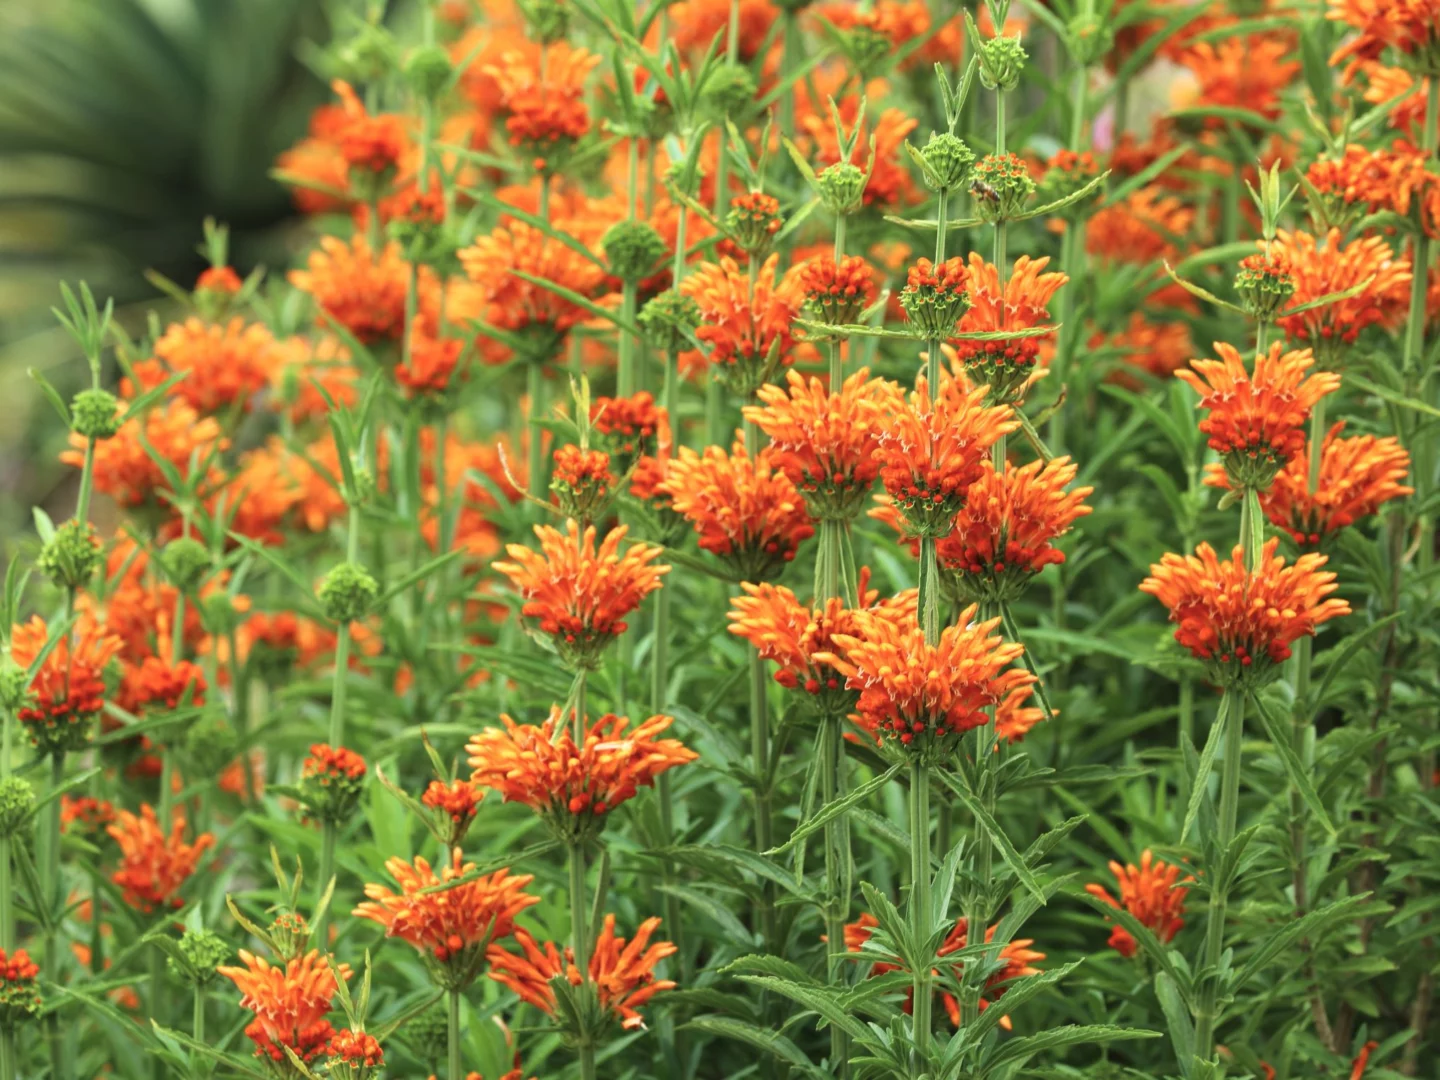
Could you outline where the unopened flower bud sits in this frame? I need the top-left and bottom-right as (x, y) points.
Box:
(404, 44), (452, 101)
(334, 23), (398, 85)
(969, 154), (1035, 223)
(602, 220), (667, 283)
(169, 929), (229, 986)
(162, 536), (212, 592)
(638, 290), (702, 354)
(917, 132), (975, 194)
(1235, 255), (1295, 321)
(900, 257), (971, 342)
(71, 389), (122, 440)
(724, 192), (783, 256)
(0, 661), (29, 715)
(815, 162), (867, 216)
(978, 34), (1027, 92)
(299, 743), (367, 825)
(1065, 13), (1112, 67)
(318, 562), (378, 623)
(0, 950), (41, 1030)
(37, 520), (102, 591)
(269, 912), (311, 961)
(1038, 149), (1102, 219)
(520, 0), (569, 43)
(706, 65), (758, 119)
(0, 779), (35, 839)
(183, 714), (240, 781)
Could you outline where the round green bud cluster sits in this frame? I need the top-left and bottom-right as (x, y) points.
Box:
(772, 0), (814, 11)
(0, 972), (40, 1031)
(1065, 13), (1113, 68)
(71, 388), (122, 440)
(404, 44), (452, 101)
(202, 592), (243, 637)
(724, 192), (783, 256)
(269, 912), (311, 962)
(1036, 151), (1102, 219)
(969, 154), (1035, 224)
(351, 466), (378, 507)
(0, 778), (35, 839)
(848, 26), (891, 79)
(978, 35), (1027, 92)
(163, 536), (212, 592)
(918, 132), (975, 194)
(638, 290), (703, 354)
(319, 562), (379, 623)
(815, 162), (868, 216)
(169, 929), (230, 986)
(37, 519), (102, 591)
(183, 714), (240, 780)
(407, 1003), (451, 1067)
(0, 661), (30, 715)
(1235, 257), (1296, 322)
(603, 220), (667, 283)
(522, 0), (570, 44)
(705, 65), (759, 120)
(334, 23), (399, 85)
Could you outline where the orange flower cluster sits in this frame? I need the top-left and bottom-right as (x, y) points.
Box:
(949, 254), (1067, 404)
(487, 915), (677, 1031)
(873, 377), (1017, 537)
(329, 79), (409, 179)
(551, 445), (614, 522)
(1268, 230), (1412, 359)
(466, 710), (696, 840)
(1140, 538), (1351, 685)
(65, 400), (227, 510)
(799, 254), (878, 327)
(353, 850), (538, 990)
(590, 392), (666, 470)
(131, 317), (278, 415)
(326, 1028), (384, 1069)
(1257, 424), (1412, 546)
(495, 522), (668, 669)
(11, 615), (123, 754)
(680, 255), (806, 395)
(486, 43), (599, 169)
(290, 234), (410, 344)
(1177, 342), (1340, 491)
(1329, 0), (1440, 78)
(820, 607), (1036, 756)
(742, 369), (898, 521)
(219, 949), (351, 1064)
(107, 805), (214, 912)
(658, 443), (815, 580)
(1085, 851), (1191, 957)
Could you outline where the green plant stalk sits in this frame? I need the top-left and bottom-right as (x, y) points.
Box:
(317, 506), (360, 942)
(448, 988), (462, 1080)
(527, 361), (547, 506)
(1407, 80), (1439, 580)
(193, 986), (208, 1079)
(909, 759), (932, 1068)
(1046, 55), (1090, 454)
(918, 192), (951, 642)
(618, 281), (639, 396)
(568, 836), (596, 1080)
(818, 712), (849, 1078)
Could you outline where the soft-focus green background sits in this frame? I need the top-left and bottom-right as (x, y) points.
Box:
(0, 0), (325, 532)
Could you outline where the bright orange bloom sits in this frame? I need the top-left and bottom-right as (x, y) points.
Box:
(845, 912), (1044, 1029)
(218, 949), (350, 1064)
(951, 253), (1068, 403)
(326, 1028), (384, 1069)
(487, 915), (677, 1031)
(1255, 424), (1412, 546)
(64, 399), (226, 509)
(1094, 311), (1195, 382)
(1140, 537), (1351, 684)
(225, 441), (306, 545)
(680, 255), (806, 395)
(494, 522), (668, 668)
(1350, 1039), (1380, 1080)
(396, 330), (465, 396)
(329, 79), (409, 178)
(668, 0), (777, 61)
(1086, 186), (1194, 265)
(899, 256), (970, 340)
(289, 234), (410, 344)
(1084, 851), (1191, 957)
(485, 42), (599, 169)
(61, 795), (116, 833)
(821, 607), (1036, 754)
(938, 456), (1093, 603)
(129, 317), (278, 415)
(275, 103), (353, 214)
(658, 442), (815, 580)
(1303, 143), (1432, 227)
(268, 334), (359, 424)
(873, 375), (1018, 537)
(11, 614), (123, 753)
(551, 445), (614, 522)
(728, 573), (917, 717)
(798, 254), (878, 326)
(1176, 38), (1299, 122)
(742, 368), (899, 521)
(303, 743), (366, 782)
(353, 849), (537, 990)
(1268, 229), (1412, 358)
(591, 392), (667, 471)
(422, 779), (484, 848)
(466, 710), (695, 840)
(107, 805), (214, 912)
(458, 222), (608, 360)
(1329, 0), (1440, 78)
(118, 655), (206, 715)
(1177, 342), (1340, 490)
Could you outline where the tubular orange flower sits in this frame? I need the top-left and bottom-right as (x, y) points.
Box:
(299, 744), (367, 824)
(798, 254), (877, 327)
(820, 607), (1036, 757)
(325, 1028), (384, 1070)
(742, 368), (899, 521)
(107, 805), (214, 912)
(353, 849), (538, 991)
(550, 445), (614, 523)
(396, 330), (465, 396)
(118, 654), (207, 715)
(680, 255), (806, 396)
(289, 235), (410, 344)
(1302, 143), (1432, 229)
(0, 948), (41, 1028)
(11, 614), (123, 754)
(1176, 38), (1299, 123)
(487, 915), (677, 1032)
(275, 102), (353, 213)
(1084, 850), (1191, 957)
(951, 253), (1068, 404)
(329, 78), (409, 181)
(1093, 311), (1195, 382)
(1329, 0), (1440, 78)
(590, 392), (667, 472)
(1255, 424), (1412, 546)
(485, 42), (599, 171)
(63, 400), (227, 509)
(422, 779), (485, 848)
(218, 949), (350, 1064)
(61, 795), (116, 833)
(466, 709), (696, 841)
(458, 221), (608, 363)
(873, 375), (1018, 537)
(129, 317), (278, 415)
(727, 572), (917, 718)
(658, 442), (815, 580)
(900, 256), (970, 340)
(1350, 1039), (1380, 1080)
(938, 456), (1093, 604)
(1177, 342), (1340, 490)
(1086, 186), (1194, 265)
(1140, 537), (1351, 686)
(494, 521), (668, 669)
(1268, 229), (1412, 360)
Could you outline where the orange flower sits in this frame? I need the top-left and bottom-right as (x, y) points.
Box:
(938, 456), (1093, 603)
(1303, 143), (1432, 228)
(495, 521), (668, 669)
(289, 234), (410, 344)
(61, 795), (116, 833)
(551, 445), (615, 522)
(1255, 424), (1412, 546)
(275, 102), (352, 213)
(0, 949), (41, 1027)
(873, 375), (1018, 537)
(64, 400), (226, 509)
(329, 78), (409, 180)
(11, 614), (123, 754)
(1268, 229), (1412, 358)
(820, 607), (1036, 755)
(458, 222), (608, 361)
(658, 442), (815, 580)
(1350, 1039), (1380, 1080)
(354, 850), (537, 990)
(742, 368), (899, 521)
(798, 254), (878, 327)
(680, 255), (806, 395)
(1140, 537), (1351, 684)
(226, 441), (306, 545)
(268, 334), (359, 424)
(326, 1028), (384, 1069)
(1084, 851), (1191, 957)
(590, 392), (667, 471)
(129, 317), (278, 415)
(1176, 37), (1299, 123)
(466, 710), (695, 840)
(951, 253), (1068, 404)
(1177, 342), (1340, 490)
(727, 573), (917, 717)
(899, 256), (970, 340)
(485, 42), (599, 170)
(118, 654), (206, 715)
(1093, 312), (1195, 382)
(1329, 0), (1440, 78)
(1086, 186), (1194, 265)
(396, 330), (465, 396)
(487, 915), (677, 1031)
(107, 805), (214, 912)
(218, 949), (350, 1064)
(422, 779), (485, 848)
(668, 0), (778, 61)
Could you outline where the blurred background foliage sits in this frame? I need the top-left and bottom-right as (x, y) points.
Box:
(0, 0), (326, 531)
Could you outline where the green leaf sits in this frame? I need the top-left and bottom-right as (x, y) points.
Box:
(1154, 971), (1195, 1077)
(657, 884), (755, 945)
(987, 1024), (1160, 1069)
(1347, 373), (1440, 419)
(936, 771), (1046, 904)
(765, 763), (902, 855)
(1231, 893), (1375, 991)
(1181, 691), (1231, 844)
(1247, 692), (1335, 836)
(734, 975), (869, 1040)
(1075, 889), (1188, 997)
(1162, 261), (1246, 315)
(418, 840), (561, 893)
(29, 369), (71, 428)
(681, 1017), (827, 1077)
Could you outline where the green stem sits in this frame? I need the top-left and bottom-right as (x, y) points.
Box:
(909, 760), (932, 1069)
(527, 362), (547, 506)
(193, 987), (208, 1079)
(618, 281), (639, 396)
(819, 714), (850, 1078)
(447, 988), (463, 1080)
(568, 839), (597, 1080)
